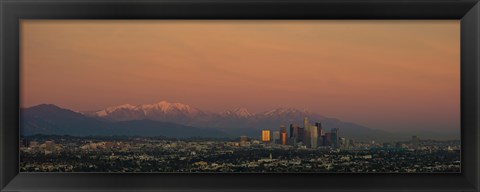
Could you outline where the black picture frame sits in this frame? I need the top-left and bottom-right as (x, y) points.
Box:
(1, 0), (479, 191)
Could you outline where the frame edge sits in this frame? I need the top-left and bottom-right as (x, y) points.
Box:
(461, 1), (480, 191)
(1, 0), (480, 192)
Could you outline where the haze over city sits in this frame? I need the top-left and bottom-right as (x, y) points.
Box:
(20, 20), (460, 132)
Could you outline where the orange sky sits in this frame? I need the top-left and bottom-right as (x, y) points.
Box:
(20, 20), (460, 131)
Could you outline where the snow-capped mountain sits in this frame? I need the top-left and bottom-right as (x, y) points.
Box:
(95, 104), (138, 117)
(263, 107), (308, 116)
(93, 104), (143, 121)
(88, 101), (329, 128)
(90, 101), (206, 122)
(91, 101), (316, 121)
(260, 107), (319, 121)
(140, 101), (200, 116)
(220, 107), (253, 118)
(88, 101), (322, 131)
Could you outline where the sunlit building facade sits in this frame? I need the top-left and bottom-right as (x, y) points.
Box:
(303, 117), (311, 147)
(262, 130), (271, 143)
(310, 125), (318, 148)
(281, 132), (287, 145)
(280, 125), (287, 145)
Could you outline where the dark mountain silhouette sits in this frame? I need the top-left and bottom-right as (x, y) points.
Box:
(21, 103), (456, 141)
(21, 104), (112, 136)
(21, 104), (228, 138)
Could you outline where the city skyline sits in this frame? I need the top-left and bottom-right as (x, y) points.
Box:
(21, 102), (460, 141)
(20, 133), (461, 172)
(20, 112), (460, 173)
(21, 20), (460, 132)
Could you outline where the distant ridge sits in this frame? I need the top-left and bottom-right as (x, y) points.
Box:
(22, 102), (404, 141)
(21, 104), (228, 138)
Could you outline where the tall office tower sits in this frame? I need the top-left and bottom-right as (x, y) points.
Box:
(315, 122), (323, 137)
(298, 127), (305, 143)
(262, 130), (271, 143)
(289, 124), (294, 138)
(303, 117), (310, 131)
(279, 125), (287, 145)
(290, 124), (303, 145)
(289, 124), (297, 138)
(281, 132), (287, 145)
(273, 131), (280, 144)
(324, 133), (332, 146)
(331, 128), (339, 147)
(304, 129), (311, 148)
(303, 117), (311, 147)
(310, 125), (318, 148)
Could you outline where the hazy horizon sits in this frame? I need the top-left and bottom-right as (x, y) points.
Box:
(21, 20), (460, 132)
(22, 101), (460, 141)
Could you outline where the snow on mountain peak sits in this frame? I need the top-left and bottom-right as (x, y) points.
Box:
(96, 104), (137, 116)
(94, 101), (320, 122)
(133, 101), (199, 115)
(221, 107), (253, 117)
(95, 101), (201, 117)
(232, 107), (253, 117)
(263, 107), (309, 116)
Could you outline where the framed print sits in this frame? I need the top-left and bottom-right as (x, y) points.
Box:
(18, 20), (462, 173)
(1, 0), (479, 191)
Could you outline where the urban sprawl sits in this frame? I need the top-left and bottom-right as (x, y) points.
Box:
(20, 118), (460, 172)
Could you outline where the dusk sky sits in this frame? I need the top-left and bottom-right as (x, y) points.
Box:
(20, 20), (460, 132)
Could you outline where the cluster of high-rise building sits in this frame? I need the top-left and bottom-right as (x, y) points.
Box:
(261, 117), (347, 149)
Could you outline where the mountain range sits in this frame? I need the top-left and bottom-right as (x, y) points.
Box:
(22, 101), (410, 141)
(21, 104), (227, 138)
